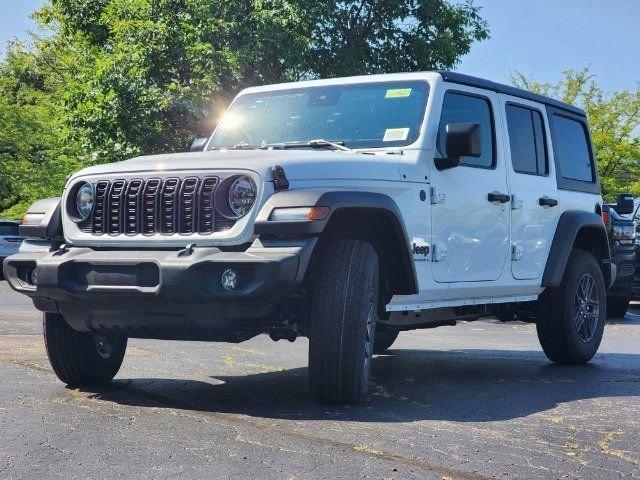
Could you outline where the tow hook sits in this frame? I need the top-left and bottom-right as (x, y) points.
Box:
(178, 243), (196, 257)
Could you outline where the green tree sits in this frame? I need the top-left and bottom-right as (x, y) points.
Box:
(38, 0), (489, 163)
(0, 42), (82, 218)
(511, 68), (640, 200)
(1, 0), (489, 218)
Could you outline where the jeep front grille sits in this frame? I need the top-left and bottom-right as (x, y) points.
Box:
(83, 176), (228, 235)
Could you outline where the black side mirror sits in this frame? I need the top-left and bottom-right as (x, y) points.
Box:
(434, 123), (481, 171)
(615, 193), (634, 215)
(190, 137), (208, 152)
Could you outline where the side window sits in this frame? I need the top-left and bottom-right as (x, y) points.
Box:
(551, 114), (594, 182)
(505, 104), (548, 175)
(437, 92), (495, 168)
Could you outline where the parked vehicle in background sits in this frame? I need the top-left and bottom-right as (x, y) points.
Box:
(3, 71), (615, 404)
(0, 220), (23, 280)
(633, 237), (640, 300)
(602, 194), (636, 318)
(630, 201), (640, 300)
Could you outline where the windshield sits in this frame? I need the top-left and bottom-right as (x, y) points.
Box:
(209, 81), (429, 150)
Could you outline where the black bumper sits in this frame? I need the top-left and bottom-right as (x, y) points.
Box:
(608, 250), (636, 298)
(3, 239), (316, 341)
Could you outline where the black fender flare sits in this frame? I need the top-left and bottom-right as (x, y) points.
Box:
(19, 197), (63, 239)
(542, 210), (612, 287)
(255, 189), (418, 295)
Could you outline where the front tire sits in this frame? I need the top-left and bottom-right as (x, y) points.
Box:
(308, 239), (379, 404)
(44, 313), (127, 386)
(607, 295), (630, 318)
(536, 250), (606, 365)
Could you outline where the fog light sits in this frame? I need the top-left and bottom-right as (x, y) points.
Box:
(221, 269), (238, 290)
(29, 267), (38, 286)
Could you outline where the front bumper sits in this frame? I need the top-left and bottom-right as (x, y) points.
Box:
(3, 239), (316, 341)
(608, 250), (636, 298)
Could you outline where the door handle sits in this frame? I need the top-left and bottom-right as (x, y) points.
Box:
(487, 192), (511, 203)
(538, 196), (558, 207)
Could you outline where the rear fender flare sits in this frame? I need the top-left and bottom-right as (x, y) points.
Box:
(542, 210), (611, 287)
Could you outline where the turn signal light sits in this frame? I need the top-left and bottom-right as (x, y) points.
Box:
(269, 206), (330, 222)
(307, 206), (330, 221)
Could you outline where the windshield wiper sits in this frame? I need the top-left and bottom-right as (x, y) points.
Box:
(277, 139), (353, 152)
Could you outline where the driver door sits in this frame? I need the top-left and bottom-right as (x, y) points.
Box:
(430, 87), (511, 290)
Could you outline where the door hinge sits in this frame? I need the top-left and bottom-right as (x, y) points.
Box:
(512, 244), (524, 261)
(430, 187), (446, 205)
(511, 194), (523, 210)
(432, 244), (447, 262)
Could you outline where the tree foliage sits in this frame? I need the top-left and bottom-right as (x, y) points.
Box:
(511, 68), (640, 200)
(0, 0), (489, 218)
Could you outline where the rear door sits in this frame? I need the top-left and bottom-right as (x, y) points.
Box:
(430, 87), (511, 283)
(499, 96), (559, 280)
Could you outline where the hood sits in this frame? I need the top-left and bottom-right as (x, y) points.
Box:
(71, 150), (404, 183)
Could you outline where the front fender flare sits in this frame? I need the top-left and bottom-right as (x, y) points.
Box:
(20, 197), (62, 239)
(254, 189), (418, 295)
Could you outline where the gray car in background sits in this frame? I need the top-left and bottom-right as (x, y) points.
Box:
(0, 220), (23, 279)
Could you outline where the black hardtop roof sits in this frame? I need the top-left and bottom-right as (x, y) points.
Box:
(438, 71), (585, 116)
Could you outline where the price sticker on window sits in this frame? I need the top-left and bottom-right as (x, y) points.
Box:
(385, 88), (412, 99)
(383, 128), (410, 142)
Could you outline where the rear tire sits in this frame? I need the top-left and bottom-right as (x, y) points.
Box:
(536, 250), (606, 365)
(308, 239), (379, 404)
(44, 313), (127, 386)
(607, 296), (630, 318)
(373, 329), (399, 354)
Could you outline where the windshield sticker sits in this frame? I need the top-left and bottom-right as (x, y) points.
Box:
(385, 88), (412, 99)
(383, 128), (410, 142)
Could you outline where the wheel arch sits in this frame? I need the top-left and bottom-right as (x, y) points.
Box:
(254, 189), (418, 296)
(542, 210), (612, 288)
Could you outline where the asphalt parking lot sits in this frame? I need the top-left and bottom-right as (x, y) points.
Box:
(0, 281), (638, 479)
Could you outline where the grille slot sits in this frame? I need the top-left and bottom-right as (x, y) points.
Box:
(142, 179), (161, 235)
(198, 177), (218, 234)
(179, 177), (199, 234)
(91, 181), (110, 234)
(160, 178), (180, 234)
(124, 179), (144, 234)
(107, 180), (126, 234)
(82, 176), (228, 236)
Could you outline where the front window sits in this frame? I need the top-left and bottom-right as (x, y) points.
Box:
(209, 81), (429, 150)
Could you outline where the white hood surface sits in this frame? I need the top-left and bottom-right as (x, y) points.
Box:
(72, 150), (405, 184)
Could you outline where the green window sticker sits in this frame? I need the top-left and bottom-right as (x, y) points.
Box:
(385, 88), (412, 99)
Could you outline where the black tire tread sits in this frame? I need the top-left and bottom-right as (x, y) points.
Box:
(537, 250), (606, 365)
(308, 239), (378, 404)
(44, 313), (127, 386)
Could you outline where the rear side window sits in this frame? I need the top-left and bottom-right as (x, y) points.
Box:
(437, 92), (495, 168)
(551, 114), (594, 182)
(505, 104), (548, 175)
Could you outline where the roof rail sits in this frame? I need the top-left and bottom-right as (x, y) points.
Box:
(437, 71), (585, 116)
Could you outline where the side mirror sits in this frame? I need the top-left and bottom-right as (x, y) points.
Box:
(189, 137), (208, 152)
(434, 123), (481, 171)
(615, 193), (634, 215)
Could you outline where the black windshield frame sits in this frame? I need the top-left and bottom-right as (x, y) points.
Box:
(208, 81), (430, 150)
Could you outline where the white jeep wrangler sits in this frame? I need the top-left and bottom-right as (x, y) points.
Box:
(4, 71), (613, 404)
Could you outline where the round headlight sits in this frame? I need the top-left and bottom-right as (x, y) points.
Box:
(228, 176), (256, 217)
(75, 183), (94, 219)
